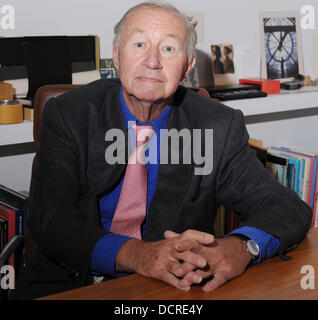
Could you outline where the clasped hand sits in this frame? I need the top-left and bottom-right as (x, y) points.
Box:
(116, 229), (252, 292)
(164, 230), (252, 292)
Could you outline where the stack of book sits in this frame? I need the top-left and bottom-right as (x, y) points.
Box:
(0, 185), (29, 267)
(266, 146), (318, 228)
(213, 141), (318, 237)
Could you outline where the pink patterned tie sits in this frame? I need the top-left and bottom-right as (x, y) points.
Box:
(110, 124), (155, 239)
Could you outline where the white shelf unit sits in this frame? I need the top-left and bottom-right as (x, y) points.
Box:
(224, 87), (318, 116)
(0, 120), (34, 146)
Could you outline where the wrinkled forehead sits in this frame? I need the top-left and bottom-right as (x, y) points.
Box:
(121, 7), (189, 44)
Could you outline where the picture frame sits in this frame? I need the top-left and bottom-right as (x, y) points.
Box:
(259, 11), (304, 82)
(210, 44), (236, 86)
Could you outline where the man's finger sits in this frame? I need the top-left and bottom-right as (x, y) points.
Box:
(181, 229), (215, 245)
(164, 230), (180, 239)
(171, 261), (197, 278)
(176, 250), (207, 268)
(174, 238), (200, 252)
(185, 268), (211, 281)
(160, 271), (191, 291)
(165, 229), (215, 245)
(181, 270), (203, 284)
(202, 272), (227, 292)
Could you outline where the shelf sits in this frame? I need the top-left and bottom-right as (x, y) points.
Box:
(0, 120), (34, 146)
(223, 86), (318, 116)
(1, 87), (318, 147)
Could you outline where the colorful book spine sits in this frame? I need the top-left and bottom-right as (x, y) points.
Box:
(0, 202), (17, 267)
(0, 185), (29, 236)
(0, 217), (8, 252)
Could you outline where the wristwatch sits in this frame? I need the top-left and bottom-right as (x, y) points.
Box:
(232, 234), (260, 264)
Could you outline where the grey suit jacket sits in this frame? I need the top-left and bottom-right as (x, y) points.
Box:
(14, 78), (312, 299)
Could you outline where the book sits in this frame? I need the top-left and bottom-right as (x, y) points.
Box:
(267, 148), (300, 195)
(0, 202), (19, 267)
(313, 173), (318, 228)
(0, 217), (8, 252)
(268, 148), (307, 200)
(280, 147), (317, 209)
(266, 153), (288, 186)
(268, 146), (318, 228)
(314, 174), (318, 227)
(0, 185), (29, 237)
(281, 146), (318, 227)
(281, 149), (312, 206)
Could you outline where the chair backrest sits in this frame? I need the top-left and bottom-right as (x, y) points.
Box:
(33, 84), (81, 151)
(26, 85), (81, 265)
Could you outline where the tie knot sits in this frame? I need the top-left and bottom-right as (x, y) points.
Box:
(133, 124), (155, 147)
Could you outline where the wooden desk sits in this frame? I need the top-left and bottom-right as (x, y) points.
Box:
(42, 228), (318, 300)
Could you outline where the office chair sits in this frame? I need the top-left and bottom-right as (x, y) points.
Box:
(0, 85), (81, 301)
(25, 84), (81, 265)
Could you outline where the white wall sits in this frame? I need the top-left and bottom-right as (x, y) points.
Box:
(2, 0), (317, 79)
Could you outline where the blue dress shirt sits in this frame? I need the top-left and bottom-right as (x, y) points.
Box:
(90, 87), (281, 276)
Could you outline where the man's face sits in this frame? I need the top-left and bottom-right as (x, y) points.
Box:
(113, 8), (195, 104)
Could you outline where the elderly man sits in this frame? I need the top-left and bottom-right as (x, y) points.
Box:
(14, 1), (311, 299)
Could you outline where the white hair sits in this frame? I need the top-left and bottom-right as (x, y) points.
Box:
(113, 0), (197, 60)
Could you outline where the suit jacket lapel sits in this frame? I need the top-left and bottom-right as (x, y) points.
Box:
(87, 84), (129, 198)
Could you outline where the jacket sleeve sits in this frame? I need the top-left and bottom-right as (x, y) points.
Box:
(215, 109), (313, 256)
(29, 97), (108, 270)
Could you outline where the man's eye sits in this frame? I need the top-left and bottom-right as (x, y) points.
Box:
(164, 46), (174, 52)
(136, 42), (144, 48)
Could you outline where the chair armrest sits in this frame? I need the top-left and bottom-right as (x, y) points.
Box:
(0, 235), (25, 269)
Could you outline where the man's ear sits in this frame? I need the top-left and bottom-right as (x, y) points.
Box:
(112, 41), (120, 70)
(182, 56), (196, 80)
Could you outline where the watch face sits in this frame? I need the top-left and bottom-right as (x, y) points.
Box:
(247, 240), (260, 257)
(263, 17), (299, 79)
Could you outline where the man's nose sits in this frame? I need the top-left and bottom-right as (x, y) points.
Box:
(143, 47), (162, 70)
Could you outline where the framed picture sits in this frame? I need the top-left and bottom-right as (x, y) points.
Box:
(210, 44), (236, 86)
(259, 12), (304, 81)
